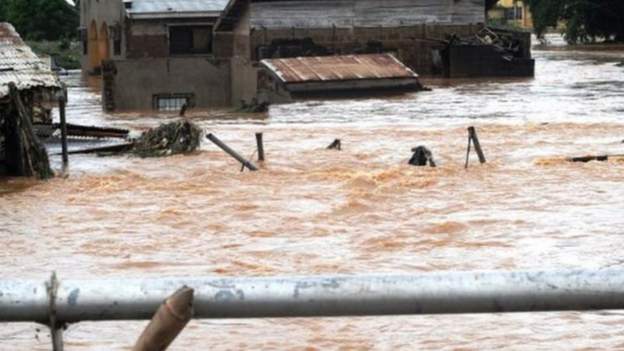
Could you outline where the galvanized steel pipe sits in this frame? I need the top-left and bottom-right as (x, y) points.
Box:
(1, 269), (623, 323)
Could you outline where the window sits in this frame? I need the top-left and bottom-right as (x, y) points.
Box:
(111, 25), (122, 56)
(505, 7), (523, 20)
(169, 26), (213, 55)
(152, 93), (195, 112)
(79, 27), (88, 55)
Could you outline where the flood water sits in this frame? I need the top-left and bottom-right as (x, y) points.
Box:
(1, 41), (624, 350)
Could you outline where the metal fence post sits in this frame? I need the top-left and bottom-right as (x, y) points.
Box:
(46, 272), (64, 351)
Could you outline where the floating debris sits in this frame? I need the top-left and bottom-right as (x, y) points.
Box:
(566, 154), (624, 163)
(409, 146), (436, 167)
(327, 139), (342, 150)
(132, 120), (202, 158)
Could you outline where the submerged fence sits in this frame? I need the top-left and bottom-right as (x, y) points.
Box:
(1, 269), (624, 349)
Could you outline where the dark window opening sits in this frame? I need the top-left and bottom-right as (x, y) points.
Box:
(79, 28), (88, 55)
(505, 7), (523, 20)
(169, 26), (213, 55)
(152, 93), (195, 112)
(114, 39), (121, 55)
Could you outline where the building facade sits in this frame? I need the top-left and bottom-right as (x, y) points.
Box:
(81, 0), (509, 112)
(488, 0), (533, 29)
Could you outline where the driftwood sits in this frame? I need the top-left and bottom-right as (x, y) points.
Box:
(4, 83), (53, 179)
(53, 143), (134, 156)
(566, 154), (624, 163)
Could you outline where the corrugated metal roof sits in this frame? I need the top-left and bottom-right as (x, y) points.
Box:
(260, 54), (418, 84)
(127, 0), (230, 18)
(0, 23), (61, 99)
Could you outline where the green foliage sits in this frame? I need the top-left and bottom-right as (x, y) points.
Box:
(3, 0), (79, 41)
(525, 0), (624, 43)
(0, 1), (7, 22)
(27, 40), (81, 69)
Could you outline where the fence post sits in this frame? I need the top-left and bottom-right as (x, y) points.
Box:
(465, 126), (486, 168)
(255, 133), (265, 162)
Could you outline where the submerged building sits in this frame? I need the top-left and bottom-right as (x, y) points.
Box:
(80, 0), (533, 112)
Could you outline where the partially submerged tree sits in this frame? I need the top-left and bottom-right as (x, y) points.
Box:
(525, 0), (624, 43)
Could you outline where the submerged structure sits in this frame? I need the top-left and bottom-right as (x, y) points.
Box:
(0, 23), (61, 178)
(80, 0), (534, 111)
(258, 54), (423, 103)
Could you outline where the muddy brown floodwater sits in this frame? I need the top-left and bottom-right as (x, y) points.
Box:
(2, 41), (624, 350)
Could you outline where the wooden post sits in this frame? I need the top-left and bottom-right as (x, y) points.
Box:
(465, 126), (486, 168)
(464, 133), (472, 169)
(7, 83), (53, 178)
(132, 287), (194, 351)
(255, 132), (265, 162)
(59, 96), (68, 169)
(206, 133), (258, 171)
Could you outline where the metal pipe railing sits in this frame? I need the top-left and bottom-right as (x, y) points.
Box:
(1, 269), (624, 323)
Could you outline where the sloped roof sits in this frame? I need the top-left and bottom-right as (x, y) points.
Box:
(0, 23), (61, 99)
(126, 0), (230, 19)
(260, 54), (419, 84)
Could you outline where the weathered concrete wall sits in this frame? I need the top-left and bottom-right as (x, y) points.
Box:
(249, 0), (485, 28)
(126, 18), (220, 59)
(108, 58), (231, 111)
(80, 0), (127, 71)
(230, 3), (259, 106)
(250, 24), (481, 75)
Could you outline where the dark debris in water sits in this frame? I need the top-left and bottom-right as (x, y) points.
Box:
(131, 120), (202, 158)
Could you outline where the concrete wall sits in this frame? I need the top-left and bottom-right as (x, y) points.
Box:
(80, 0), (127, 71)
(126, 18), (220, 59)
(249, 24), (481, 75)
(249, 0), (485, 28)
(229, 3), (260, 106)
(108, 58), (231, 111)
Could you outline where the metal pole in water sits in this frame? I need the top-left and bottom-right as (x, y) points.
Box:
(206, 133), (258, 171)
(58, 96), (68, 170)
(2, 269), (624, 323)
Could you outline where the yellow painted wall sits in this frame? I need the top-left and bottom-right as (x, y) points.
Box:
(489, 0), (533, 29)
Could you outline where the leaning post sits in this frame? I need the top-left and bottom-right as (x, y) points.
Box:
(206, 133), (258, 171)
(465, 126), (486, 168)
(132, 287), (194, 351)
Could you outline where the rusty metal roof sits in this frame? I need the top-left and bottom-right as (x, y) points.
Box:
(260, 54), (418, 84)
(0, 23), (61, 99)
